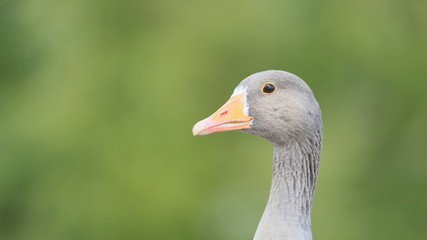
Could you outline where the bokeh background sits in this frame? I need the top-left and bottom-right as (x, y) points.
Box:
(1, 0), (426, 239)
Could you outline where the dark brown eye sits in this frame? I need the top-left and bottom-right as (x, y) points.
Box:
(262, 83), (276, 94)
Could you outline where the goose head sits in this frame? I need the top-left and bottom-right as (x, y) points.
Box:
(192, 70), (321, 144)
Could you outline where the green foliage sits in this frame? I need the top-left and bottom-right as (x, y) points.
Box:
(1, 0), (426, 239)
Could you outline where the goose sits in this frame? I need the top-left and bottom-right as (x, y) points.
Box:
(192, 70), (322, 240)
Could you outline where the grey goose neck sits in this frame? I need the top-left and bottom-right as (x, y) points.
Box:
(254, 134), (321, 240)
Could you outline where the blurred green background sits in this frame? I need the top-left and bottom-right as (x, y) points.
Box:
(1, 0), (426, 239)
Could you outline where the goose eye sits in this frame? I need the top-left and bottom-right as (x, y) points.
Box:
(262, 83), (276, 94)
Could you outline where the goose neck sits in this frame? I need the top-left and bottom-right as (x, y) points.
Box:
(253, 140), (320, 240)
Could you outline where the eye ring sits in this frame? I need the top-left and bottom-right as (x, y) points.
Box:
(261, 82), (276, 94)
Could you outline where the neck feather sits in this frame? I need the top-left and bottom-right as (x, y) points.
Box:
(254, 135), (321, 240)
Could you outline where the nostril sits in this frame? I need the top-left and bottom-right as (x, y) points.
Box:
(220, 110), (228, 117)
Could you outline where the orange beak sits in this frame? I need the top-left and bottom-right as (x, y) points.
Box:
(192, 92), (253, 136)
